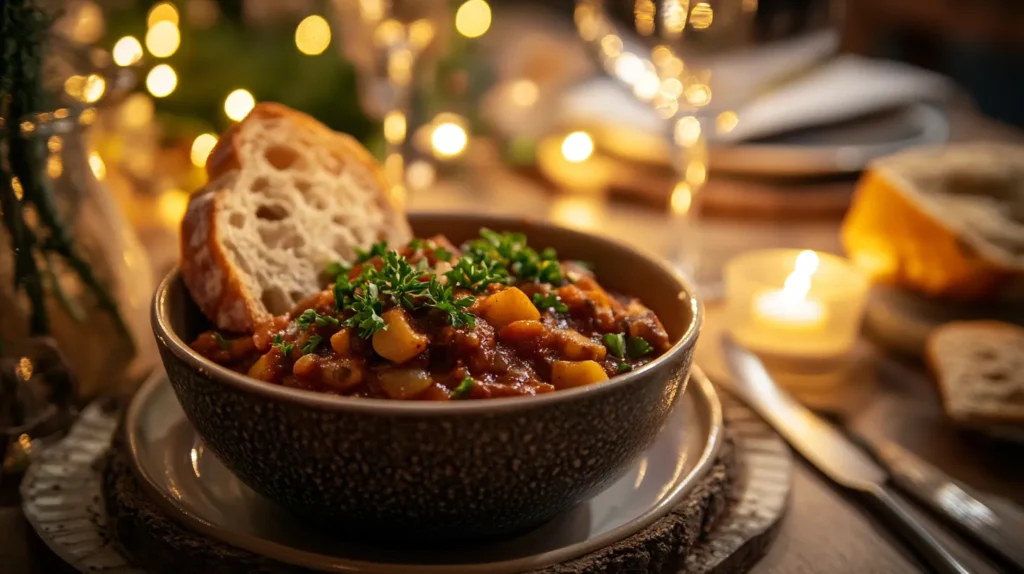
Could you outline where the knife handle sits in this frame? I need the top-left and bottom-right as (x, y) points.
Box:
(867, 486), (974, 574)
(875, 441), (1024, 572)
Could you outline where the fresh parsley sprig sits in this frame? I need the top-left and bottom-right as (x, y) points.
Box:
(301, 335), (324, 354)
(296, 309), (340, 330)
(533, 292), (568, 313)
(426, 279), (476, 328)
(343, 282), (387, 338)
(445, 257), (509, 292)
(271, 334), (294, 356)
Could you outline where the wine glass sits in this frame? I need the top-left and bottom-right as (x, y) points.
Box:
(574, 0), (838, 294)
(331, 0), (452, 205)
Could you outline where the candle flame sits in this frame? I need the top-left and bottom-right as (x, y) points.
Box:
(782, 250), (819, 300)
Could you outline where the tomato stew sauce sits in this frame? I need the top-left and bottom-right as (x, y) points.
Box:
(192, 230), (671, 400)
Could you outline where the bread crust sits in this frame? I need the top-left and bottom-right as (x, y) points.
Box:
(180, 175), (267, 333)
(925, 320), (1024, 426)
(842, 169), (1011, 300)
(180, 103), (410, 332)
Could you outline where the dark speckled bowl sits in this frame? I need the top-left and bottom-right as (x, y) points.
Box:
(151, 213), (702, 541)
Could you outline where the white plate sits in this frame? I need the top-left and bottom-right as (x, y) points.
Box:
(125, 371), (723, 573)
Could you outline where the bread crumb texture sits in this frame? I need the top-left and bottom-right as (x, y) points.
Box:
(180, 103), (411, 331)
(927, 321), (1024, 425)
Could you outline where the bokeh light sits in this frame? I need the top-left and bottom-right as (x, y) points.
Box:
(431, 122), (468, 158)
(112, 36), (143, 66)
(191, 133), (218, 167)
(147, 2), (180, 27)
(89, 152), (106, 181)
(224, 89), (256, 121)
(146, 20), (181, 58)
(146, 64), (177, 97)
(295, 15), (331, 55)
(561, 131), (594, 163)
(455, 0), (491, 39)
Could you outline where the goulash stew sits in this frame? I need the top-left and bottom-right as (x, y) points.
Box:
(193, 230), (671, 400)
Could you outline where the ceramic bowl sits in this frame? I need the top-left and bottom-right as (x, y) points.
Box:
(151, 213), (702, 540)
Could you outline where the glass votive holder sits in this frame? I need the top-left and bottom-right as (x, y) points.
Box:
(725, 249), (870, 375)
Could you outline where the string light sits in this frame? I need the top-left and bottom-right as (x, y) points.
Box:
(147, 2), (180, 27)
(82, 74), (106, 103)
(64, 75), (86, 100)
(146, 20), (180, 58)
(112, 36), (143, 66)
(146, 64), (177, 97)
(191, 133), (218, 167)
(383, 111), (406, 144)
(561, 131), (594, 163)
(224, 89), (255, 121)
(689, 2), (714, 29)
(674, 116), (701, 147)
(716, 111), (739, 134)
(455, 0), (491, 39)
(89, 152), (106, 181)
(671, 182), (693, 215)
(295, 15), (331, 55)
(431, 121), (468, 158)
(409, 19), (435, 50)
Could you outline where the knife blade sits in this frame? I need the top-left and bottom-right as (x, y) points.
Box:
(721, 334), (973, 574)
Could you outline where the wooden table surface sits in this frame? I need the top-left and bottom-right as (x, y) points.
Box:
(4, 104), (1023, 574)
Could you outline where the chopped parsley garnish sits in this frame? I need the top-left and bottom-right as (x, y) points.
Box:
(426, 280), (476, 328)
(616, 363), (633, 373)
(375, 251), (430, 310)
(324, 261), (349, 279)
(296, 309), (340, 330)
(464, 229), (564, 285)
(433, 246), (452, 262)
(603, 333), (654, 359)
(452, 377), (475, 399)
(343, 282), (387, 338)
(445, 257), (509, 292)
(212, 332), (229, 350)
(271, 334), (294, 356)
(627, 336), (653, 358)
(354, 241), (389, 264)
(603, 333), (626, 359)
(532, 292), (568, 313)
(407, 238), (425, 251)
(301, 335), (323, 354)
(330, 230), (567, 340)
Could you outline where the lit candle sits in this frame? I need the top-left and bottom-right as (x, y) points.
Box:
(752, 251), (827, 331)
(725, 249), (868, 367)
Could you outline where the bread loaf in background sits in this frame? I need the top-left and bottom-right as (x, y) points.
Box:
(180, 103), (411, 333)
(926, 321), (1024, 427)
(841, 142), (1024, 300)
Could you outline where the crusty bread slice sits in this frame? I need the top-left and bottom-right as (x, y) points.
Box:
(926, 320), (1024, 426)
(841, 142), (1024, 300)
(180, 103), (411, 332)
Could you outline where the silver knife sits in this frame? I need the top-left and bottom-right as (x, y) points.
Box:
(873, 440), (1024, 572)
(721, 334), (973, 574)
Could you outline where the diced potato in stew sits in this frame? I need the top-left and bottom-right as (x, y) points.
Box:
(192, 230), (671, 400)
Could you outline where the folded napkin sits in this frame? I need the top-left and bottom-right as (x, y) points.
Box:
(716, 55), (952, 144)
